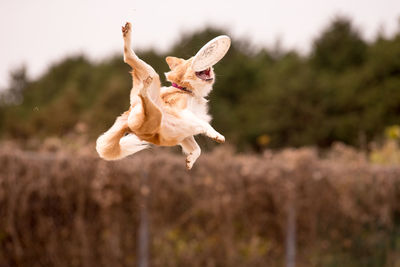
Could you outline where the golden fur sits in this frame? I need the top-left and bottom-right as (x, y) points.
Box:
(96, 22), (225, 169)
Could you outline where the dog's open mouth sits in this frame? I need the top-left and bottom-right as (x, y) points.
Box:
(195, 68), (213, 81)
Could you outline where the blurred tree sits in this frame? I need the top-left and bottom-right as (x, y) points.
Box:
(1, 66), (28, 105)
(1, 18), (400, 150)
(311, 17), (367, 72)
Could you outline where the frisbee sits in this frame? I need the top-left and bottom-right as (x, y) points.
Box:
(192, 35), (231, 72)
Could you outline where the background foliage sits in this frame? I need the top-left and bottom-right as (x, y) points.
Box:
(1, 17), (400, 150)
(2, 146), (400, 267)
(2, 16), (400, 267)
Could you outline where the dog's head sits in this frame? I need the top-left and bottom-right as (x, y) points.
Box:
(165, 56), (215, 97)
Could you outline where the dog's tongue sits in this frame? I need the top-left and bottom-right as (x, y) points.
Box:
(198, 71), (209, 80)
(197, 68), (210, 79)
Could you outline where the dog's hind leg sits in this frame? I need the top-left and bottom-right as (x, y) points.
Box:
(135, 76), (162, 135)
(121, 22), (162, 139)
(128, 76), (162, 134)
(180, 136), (201, 170)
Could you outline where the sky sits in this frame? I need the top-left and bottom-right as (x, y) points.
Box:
(0, 0), (399, 89)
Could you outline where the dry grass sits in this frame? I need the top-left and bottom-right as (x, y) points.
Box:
(1, 144), (400, 266)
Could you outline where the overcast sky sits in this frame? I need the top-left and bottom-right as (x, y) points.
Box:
(0, 0), (399, 89)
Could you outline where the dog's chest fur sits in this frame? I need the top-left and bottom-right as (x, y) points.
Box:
(160, 86), (212, 123)
(187, 96), (212, 123)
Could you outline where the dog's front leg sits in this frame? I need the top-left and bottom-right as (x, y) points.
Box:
(179, 136), (201, 170)
(181, 111), (225, 143)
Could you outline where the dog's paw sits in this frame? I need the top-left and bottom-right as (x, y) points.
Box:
(186, 158), (194, 170)
(144, 76), (153, 86)
(122, 22), (131, 37)
(212, 133), (225, 144)
(185, 153), (198, 170)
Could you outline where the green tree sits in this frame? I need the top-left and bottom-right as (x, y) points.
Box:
(311, 17), (367, 72)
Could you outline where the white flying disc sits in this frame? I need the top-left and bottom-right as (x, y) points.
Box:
(192, 35), (231, 71)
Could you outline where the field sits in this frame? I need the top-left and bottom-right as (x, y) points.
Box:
(1, 143), (400, 267)
(1, 4), (400, 267)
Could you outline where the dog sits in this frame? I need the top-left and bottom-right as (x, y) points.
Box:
(96, 22), (225, 169)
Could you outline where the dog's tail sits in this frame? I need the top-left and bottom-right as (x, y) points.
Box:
(96, 112), (149, 160)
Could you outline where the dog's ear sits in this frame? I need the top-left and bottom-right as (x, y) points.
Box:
(166, 56), (184, 70)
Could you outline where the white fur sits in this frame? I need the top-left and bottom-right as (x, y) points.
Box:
(96, 117), (149, 161)
(119, 134), (149, 157)
(96, 22), (225, 169)
(123, 69), (222, 170)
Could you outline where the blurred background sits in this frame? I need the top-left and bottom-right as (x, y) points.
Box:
(1, 0), (400, 266)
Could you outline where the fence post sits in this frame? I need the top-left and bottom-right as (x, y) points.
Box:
(138, 169), (149, 267)
(285, 187), (296, 267)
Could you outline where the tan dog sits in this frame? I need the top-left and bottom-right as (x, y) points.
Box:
(96, 22), (225, 169)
